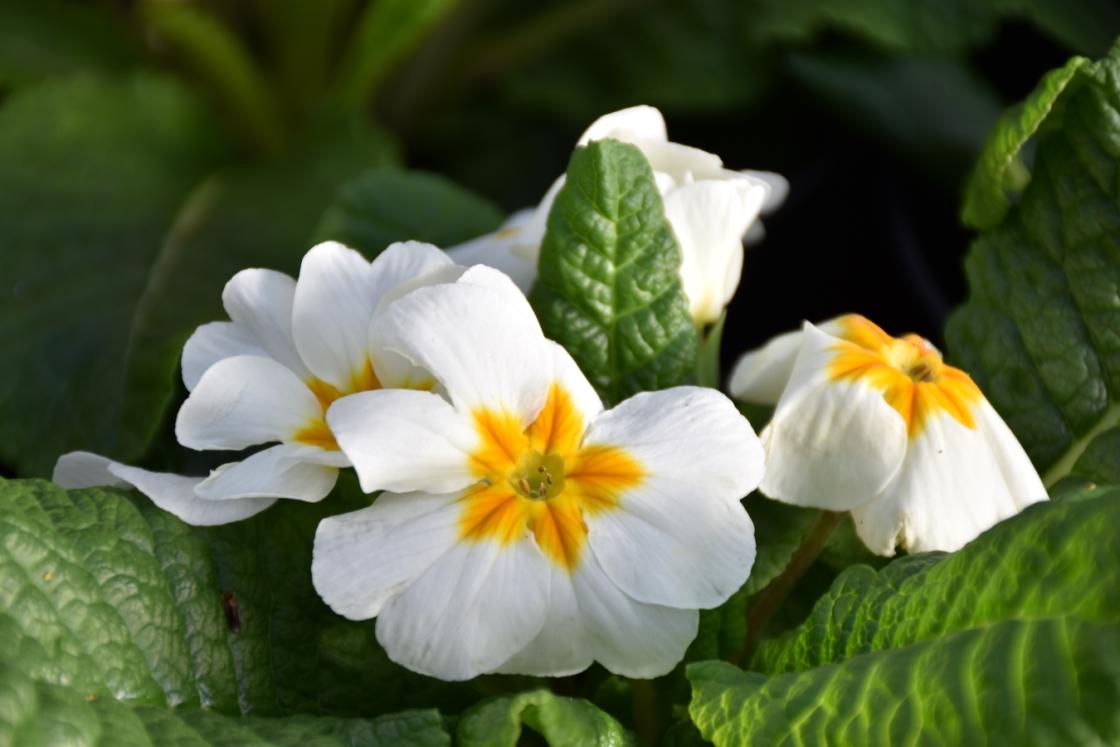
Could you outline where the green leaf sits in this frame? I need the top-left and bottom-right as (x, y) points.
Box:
(0, 0), (139, 88)
(315, 169), (504, 256)
(0, 665), (449, 747)
(945, 46), (1120, 484)
(0, 476), (481, 725)
(334, 0), (458, 106)
(689, 617), (1120, 746)
(752, 490), (1120, 673)
(530, 139), (699, 404)
(457, 690), (634, 747)
(962, 56), (1089, 230)
(0, 74), (229, 477)
(0, 72), (396, 478)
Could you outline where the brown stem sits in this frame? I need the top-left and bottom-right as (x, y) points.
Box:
(731, 510), (843, 666)
(631, 678), (659, 746)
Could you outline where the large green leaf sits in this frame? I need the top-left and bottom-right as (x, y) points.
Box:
(0, 665), (448, 747)
(314, 169), (505, 256)
(752, 489), (1120, 673)
(946, 45), (1120, 484)
(0, 72), (396, 478)
(962, 56), (1090, 230)
(457, 690), (633, 747)
(0, 476), (482, 723)
(689, 617), (1120, 746)
(530, 139), (699, 404)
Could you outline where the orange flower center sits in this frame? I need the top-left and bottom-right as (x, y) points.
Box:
(294, 358), (382, 450)
(458, 384), (643, 570)
(828, 316), (982, 438)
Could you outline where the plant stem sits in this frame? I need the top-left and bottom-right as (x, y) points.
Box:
(731, 510), (843, 665)
(631, 678), (659, 746)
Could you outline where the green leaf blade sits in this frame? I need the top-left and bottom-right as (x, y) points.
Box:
(530, 139), (699, 404)
(457, 690), (633, 747)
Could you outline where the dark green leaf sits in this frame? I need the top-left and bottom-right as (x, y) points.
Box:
(752, 490), (1120, 673)
(530, 139), (699, 404)
(315, 169), (504, 256)
(946, 46), (1120, 484)
(689, 617), (1120, 746)
(962, 56), (1089, 230)
(457, 690), (634, 747)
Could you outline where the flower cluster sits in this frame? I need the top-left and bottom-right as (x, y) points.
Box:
(54, 104), (1047, 683)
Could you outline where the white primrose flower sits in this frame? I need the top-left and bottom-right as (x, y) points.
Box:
(447, 105), (786, 324)
(729, 314), (1048, 556)
(53, 241), (460, 526)
(312, 266), (762, 681)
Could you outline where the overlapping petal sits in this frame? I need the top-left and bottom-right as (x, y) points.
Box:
(194, 443), (338, 503)
(221, 268), (310, 379)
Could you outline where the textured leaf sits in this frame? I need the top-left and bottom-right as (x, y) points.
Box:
(946, 46), (1120, 485)
(530, 139), (699, 404)
(963, 56), (1090, 230)
(0, 477), (480, 721)
(0, 73), (396, 478)
(457, 690), (633, 747)
(315, 169), (504, 256)
(689, 617), (1120, 746)
(0, 665), (449, 747)
(752, 490), (1120, 673)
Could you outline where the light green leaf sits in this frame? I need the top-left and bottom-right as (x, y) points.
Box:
(962, 55), (1089, 230)
(689, 617), (1120, 746)
(0, 665), (449, 747)
(529, 139), (699, 404)
(0, 72), (396, 478)
(752, 489), (1120, 673)
(0, 476), (481, 724)
(315, 169), (504, 256)
(457, 690), (634, 747)
(946, 45), (1120, 484)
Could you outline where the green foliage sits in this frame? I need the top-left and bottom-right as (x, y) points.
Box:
(946, 45), (1120, 483)
(689, 617), (1120, 746)
(689, 490), (1120, 744)
(457, 690), (634, 747)
(315, 170), (505, 256)
(963, 56), (1089, 230)
(530, 139), (699, 405)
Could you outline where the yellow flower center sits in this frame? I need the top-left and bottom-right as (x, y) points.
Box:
(459, 384), (643, 570)
(294, 358), (382, 450)
(828, 316), (982, 438)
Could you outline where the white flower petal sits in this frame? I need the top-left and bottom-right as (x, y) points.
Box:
(176, 355), (322, 451)
(572, 554), (698, 678)
(375, 538), (551, 680)
(181, 321), (266, 391)
(194, 444), (338, 502)
(578, 105), (668, 146)
(739, 169), (789, 214)
(547, 340), (603, 424)
(367, 240), (457, 314)
(492, 565), (593, 677)
(446, 209), (541, 293)
(728, 318), (849, 404)
(582, 387), (760, 608)
(639, 140), (725, 183)
(222, 268), (309, 379)
(853, 403), (1047, 555)
(292, 242), (380, 391)
(312, 491), (462, 620)
(327, 389), (478, 495)
(370, 267), (551, 420)
(759, 322), (908, 511)
(664, 180), (766, 324)
(52, 452), (274, 526)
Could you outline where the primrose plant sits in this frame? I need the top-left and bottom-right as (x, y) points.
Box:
(49, 101), (1055, 739)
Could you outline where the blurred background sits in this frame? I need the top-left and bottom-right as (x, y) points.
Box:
(2, 0), (1119, 479)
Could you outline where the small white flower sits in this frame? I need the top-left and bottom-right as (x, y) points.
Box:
(729, 315), (1048, 555)
(312, 266), (762, 680)
(447, 105), (786, 324)
(53, 241), (461, 525)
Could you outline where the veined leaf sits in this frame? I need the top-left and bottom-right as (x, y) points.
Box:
(315, 169), (504, 256)
(457, 690), (633, 747)
(689, 617), (1120, 746)
(530, 138), (699, 404)
(946, 44), (1120, 484)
